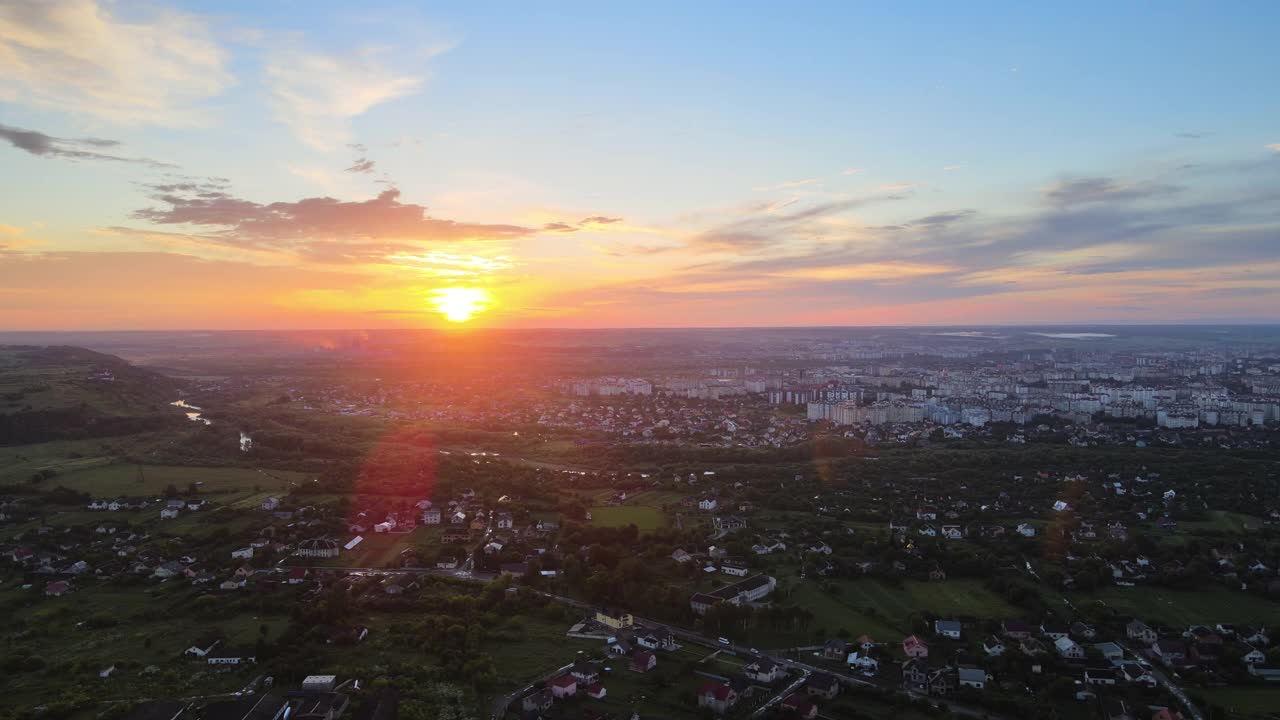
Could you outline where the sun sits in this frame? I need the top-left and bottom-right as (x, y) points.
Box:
(430, 287), (491, 323)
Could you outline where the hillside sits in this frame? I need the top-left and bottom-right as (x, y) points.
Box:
(0, 345), (183, 445)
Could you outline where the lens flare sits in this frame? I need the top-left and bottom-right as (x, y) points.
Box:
(430, 287), (490, 323)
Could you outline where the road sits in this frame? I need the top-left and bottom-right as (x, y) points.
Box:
(752, 670), (809, 718)
(490, 662), (572, 720)
(1117, 642), (1205, 720)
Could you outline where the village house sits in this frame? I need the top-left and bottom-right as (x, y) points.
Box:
(549, 675), (577, 699)
(696, 682), (737, 714)
(1055, 636), (1085, 660)
(934, 620), (962, 640)
(805, 673), (840, 700)
(630, 649), (657, 673)
(744, 657), (785, 683)
(902, 635), (929, 658)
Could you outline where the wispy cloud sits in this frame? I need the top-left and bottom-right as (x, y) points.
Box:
(0, 0), (232, 125)
(265, 46), (426, 150)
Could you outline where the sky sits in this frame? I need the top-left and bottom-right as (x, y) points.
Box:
(1, 0), (1278, 330)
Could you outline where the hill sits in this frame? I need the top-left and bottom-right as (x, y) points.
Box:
(0, 345), (183, 445)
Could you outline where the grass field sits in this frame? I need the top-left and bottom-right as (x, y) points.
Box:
(589, 506), (667, 530)
(1077, 586), (1280, 627)
(38, 463), (310, 497)
(822, 578), (1020, 628)
(1198, 687), (1280, 717)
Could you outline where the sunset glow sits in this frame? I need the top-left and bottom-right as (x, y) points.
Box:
(0, 2), (1277, 330)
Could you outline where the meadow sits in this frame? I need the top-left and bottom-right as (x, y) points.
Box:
(588, 505), (668, 531)
(1076, 585), (1280, 627)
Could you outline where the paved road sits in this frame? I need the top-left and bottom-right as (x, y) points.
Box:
(1116, 642), (1205, 720)
(752, 670), (810, 718)
(490, 662), (572, 720)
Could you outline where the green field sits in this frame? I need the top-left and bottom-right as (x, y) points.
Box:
(589, 506), (667, 530)
(820, 578), (1020, 628)
(1198, 686), (1280, 718)
(37, 463), (310, 497)
(1077, 586), (1280, 627)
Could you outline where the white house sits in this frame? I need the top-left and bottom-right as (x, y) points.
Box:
(160, 507), (180, 519)
(1055, 636), (1084, 660)
(1016, 523), (1037, 537)
(230, 547), (253, 560)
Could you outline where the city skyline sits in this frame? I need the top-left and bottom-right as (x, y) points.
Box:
(2, 0), (1279, 330)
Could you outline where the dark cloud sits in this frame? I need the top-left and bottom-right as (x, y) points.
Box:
(580, 216), (623, 225)
(908, 209), (976, 227)
(542, 222), (578, 233)
(686, 193), (910, 253)
(346, 158), (376, 174)
(129, 185), (533, 263)
(0, 122), (175, 168)
(1043, 177), (1182, 207)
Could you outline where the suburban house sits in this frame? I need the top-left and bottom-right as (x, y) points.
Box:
(805, 673), (839, 699)
(744, 658), (786, 683)
(1153, 639), (1188, 666)
(630, 650), (657, 673)
(570, 660), (600, 685)
(957, 667), (988, 690)
(822, 639), (849, 661)
(780, 693), (817, 720)
(549, 675), (577, 699)
(1055, 637), (1085, 660)
(206, 649), (256, 665)
(1126, 619), (1158, 645)
(595, 609), (634, 629)
(721, 558), (750, 577)
(636, 626), (677, 651)
(689, 575), (776, 615)
(422, 508), (442, 524)
(983, 636), (1006, 656)
(696, 682), (738, 714)
(1002, 620), (1033, 639)
(903, 635), (929, 658)
(521, 690), (552, 714)
(934, 620), (962, 640)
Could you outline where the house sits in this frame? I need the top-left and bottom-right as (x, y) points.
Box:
(630, 650), (657, 673)
(1001, 620), (1032, 639)
(934, 620), (962, 640)
(549, 675), (577, 699)
(1102, 698), (1133, 720)
(230, 547), (253, 560)
(636, 626), (676, 651)
(1246, 664), (1280, 681)
(822, 639), (849, 661)
(779, 693), (817, 720)
(744, 657), (785, 683)
(713, 515), (747, 531)
(1019, 637), (1048, 656)
(902, 635), (929, 658)
(260, 497), (280, 511)
(698, 498), (718, 512)
(1084, 668), (1117, 685)
(805, 673), (839, 699)
(671, 549), (692, 563)
(160, 507), (180, 519)
(1041, 621), (1069, 640)
(595, 609), (634, 629)
(450, 511), (467, 525)
(721, 558), (749, 577)
(570, 660), (599, 685)
(521, 690), (552, 714)
(295, 692), (350, 720)
(287, 567), (308, 584)
(1055, 636), (1085, 660)
(1071, 622), (1097, 640)
(696, 682), (738, 714)
(855, 634), (877, 652)
(941, 525), (963, 540)
(957, 667), (987, 690)
(918, 525), (937, 537)
(1153, 639), (1187, 666)
(1127, 619), (1158, 645)
(496, 513), (514, 529)
(901, 658), (930, 692)
(983, 636), (1006, 656)
(296, 538), (339, 558)
(1241, 645), (1267, 665)
(44, 580), (71, 597)
(1016, 523), (1037, 537)
(1117, 661), (1157, 686)
(422, 508), (442, 525)
(846, 649), (879, 675)
(1094, 642), (1124, 662)
(185, 637), (221, 658)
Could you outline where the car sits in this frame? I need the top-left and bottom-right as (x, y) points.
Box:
(718, 637), (731, 645)
(749, 648), (759, 654)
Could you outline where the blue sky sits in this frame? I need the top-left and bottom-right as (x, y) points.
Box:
(1, 1), (1278, 328)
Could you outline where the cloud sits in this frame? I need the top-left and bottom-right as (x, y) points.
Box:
(128, 183), (533, 264)
(1043, 177), (1181, 207)
(841, 168), (861, 175)
(580, 216), (623, 225)
(0, 122), (175, 167)
(1176, 132), (1208, 139)
(542, 222), (578, 233)
(0, 0), (232, 125)
(265, 47), (424, 150)
(908, 209), (976, 227)
(1267, 143), (1280, 154)
(943, 165), (962, 171)
(346, 158), (376, 174)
